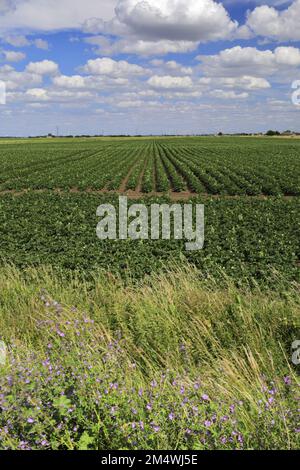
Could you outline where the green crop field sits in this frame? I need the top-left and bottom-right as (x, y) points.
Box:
(0, 136), (299, 282)
(0, 136), (299, 450)
(0, 193), (299, 283)
(0, 136), (299, 195)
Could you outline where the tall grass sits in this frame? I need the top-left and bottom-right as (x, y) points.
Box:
(0, 264), (299, 450)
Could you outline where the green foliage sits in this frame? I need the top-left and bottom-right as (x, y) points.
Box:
(141, 145), (155, 193)
(0, 265), (299, 450)
(0, 137), (299, 195)
(0, 193), (299, 284)
(0, 136), (299, 450)
(266, 130), (281, 136)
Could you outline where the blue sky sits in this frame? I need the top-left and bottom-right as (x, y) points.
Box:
(0, 0), (300, 135)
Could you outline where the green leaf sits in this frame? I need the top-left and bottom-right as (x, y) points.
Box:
(77, 432), (95, 450)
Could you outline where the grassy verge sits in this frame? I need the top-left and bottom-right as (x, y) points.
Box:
(0, 264), (299, 450)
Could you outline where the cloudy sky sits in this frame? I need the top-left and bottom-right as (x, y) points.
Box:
(0, 0), (300, 135)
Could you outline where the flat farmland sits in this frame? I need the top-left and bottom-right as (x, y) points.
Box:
(0, 137), (299, 283)
(0, 136), (299, 196)
(1, 137), (300, 450)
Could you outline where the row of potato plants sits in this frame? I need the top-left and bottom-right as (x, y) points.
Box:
(125, 146), (149, 191)
(107, 145), (145, 191)
(181, 147), (256, 195)
(178, 144), (299, 196)
(159, 144), (205, 193)
(176, 146), (272, 196)
(168, 146), (222, 194)
(141, 143), (155, 193)
(156, 144), (186, 192)
(154, 144), (170, 192)
(0, 145), (116, 190)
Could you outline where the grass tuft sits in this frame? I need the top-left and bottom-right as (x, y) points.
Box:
(0, 264), (299, 450)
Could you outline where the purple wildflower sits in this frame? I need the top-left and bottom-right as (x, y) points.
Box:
(284, 376), (292, 386)
(151, 424), (160, 433)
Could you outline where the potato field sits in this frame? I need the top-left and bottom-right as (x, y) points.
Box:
(0, 136), (299, 195)
(0, 136), (300, 451)
(0, 136), (299, 283)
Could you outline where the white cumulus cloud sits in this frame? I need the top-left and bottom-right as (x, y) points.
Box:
(0, 0), (117, 32)
(82, 0), (241, 57)
(148, 75), (193, 89)
(3, 35), (49, 49)
(4, 35), (30, 47)
(0, 63), (42, 90)
(26, 60), (59, 75)
(53, 75), (86, 89)
(198, 46), (300, 77)
(211, 89), (249, 99)
(246, 0), (300, 41)
(82, 57), (147, 77)
(2, 50), (26, 62)
(114, 0), (238, 41)
(84, 35), (198, 56)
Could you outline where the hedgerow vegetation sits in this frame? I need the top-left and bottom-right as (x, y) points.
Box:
(0, 265), (299, 450)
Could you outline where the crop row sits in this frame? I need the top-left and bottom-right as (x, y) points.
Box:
(153, 144), (169, 192)
(157, 145), (185, 192)
(0, 138), (299, 195)
(141, 144), (155, 193)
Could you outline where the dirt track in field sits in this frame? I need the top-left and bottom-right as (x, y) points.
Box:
(119, 160), (138, 193)
(0, 188), (299, 201)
